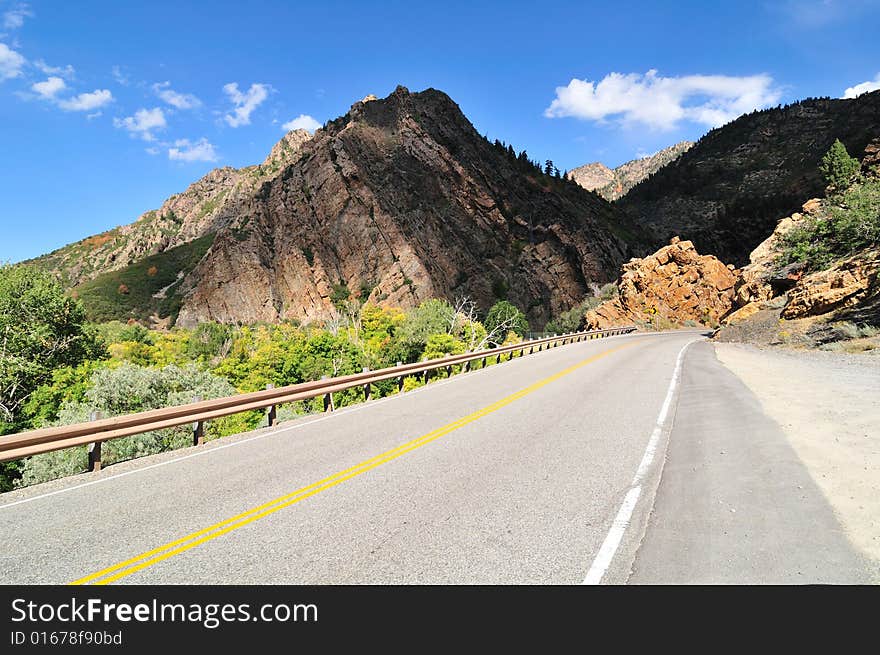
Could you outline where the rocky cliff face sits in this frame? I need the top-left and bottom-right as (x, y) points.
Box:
(568, 142), (693, 201)
(174, 87), (644, 327)
(583, 237), (737, 329)
(618, 91), (880, 265)
(29, 130), (314, 287)
(32, 86), (645, 327)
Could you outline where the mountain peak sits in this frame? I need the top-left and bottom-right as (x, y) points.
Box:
(568, 141), (694, 201)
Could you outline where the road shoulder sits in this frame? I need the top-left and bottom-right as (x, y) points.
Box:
(629, 341), (873, 584)
(713, 342), (880, 570)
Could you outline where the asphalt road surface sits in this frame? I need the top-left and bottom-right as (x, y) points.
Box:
(0, 331), (872, 584)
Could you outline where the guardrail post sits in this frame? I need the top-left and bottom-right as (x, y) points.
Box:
(87, 411), (102, 472)
(265, 384), (277, 427)
(444, 354), (452, 377)
(362, 367), (371, 401)
(192, 395), (205, 445)
(481, 356), (487, 368)
(322, 375), (333, 412)
(463, 359), (471, 373)
(421, 358), (430, 384)
(396, 362), (405, 392)
(496, 351), (502, 364)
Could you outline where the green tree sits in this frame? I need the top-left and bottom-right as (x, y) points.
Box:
(186, 322), (234, 362)
(820, 139), (861, 192)
(485, 300), (529, 340)
(392, 299), (455, 362)
(0, 265), (104, 489)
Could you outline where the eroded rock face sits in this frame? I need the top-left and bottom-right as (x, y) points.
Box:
(174, 86), (642, 326)
(583, 238), (737, 328)
(781, 253), (880, 319)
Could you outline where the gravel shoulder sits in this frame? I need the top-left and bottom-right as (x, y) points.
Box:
(713, 342), (880, 566)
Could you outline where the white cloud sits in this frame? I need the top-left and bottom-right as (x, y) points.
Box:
(145, 146), (160, 155)
(842, 73), (880, 99)
(86, 111), (102, 120)
(545, 69), (781, 130)
(0, 42), (25, 80)
(58, 88), (113, 111)
(282, 114), (321, 132)
(168, 137), (218, 162)
(34, 59), (74, 78)
(222, 82), (270, 127)
(152, 81), (201, 109)
(3, 4), (32, 30)
(113, 107), (166, 140)
(31, 75), (65, 98)
(111, 65), (129, 86)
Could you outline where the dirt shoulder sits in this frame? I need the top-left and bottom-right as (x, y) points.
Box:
(713, 342), (880, 568)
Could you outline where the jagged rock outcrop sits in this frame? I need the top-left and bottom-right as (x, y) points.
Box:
(567, 142), (693, 201)
(725, 188), (879, 326)
(619, 90), (880, 265)
(583, 237), (737, 329)
(731, 198), (822, 312)
(781, 253), (880, 319)
(121, 86), (641, 327)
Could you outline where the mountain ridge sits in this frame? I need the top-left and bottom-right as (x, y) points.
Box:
(618, 91), (880, 265)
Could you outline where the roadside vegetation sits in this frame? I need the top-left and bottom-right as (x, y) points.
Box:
(544, 283), (617, 334)
(0, 269), (537, 490)
(779, 140), (880, 271)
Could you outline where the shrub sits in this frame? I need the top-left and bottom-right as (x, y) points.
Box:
(17, 363), (240, 487)
(779, 178), (880, 270)
(545, 297), (602, 333)
(598, 282), (619, 300)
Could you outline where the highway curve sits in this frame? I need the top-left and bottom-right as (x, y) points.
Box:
(0, 331), (871, 584)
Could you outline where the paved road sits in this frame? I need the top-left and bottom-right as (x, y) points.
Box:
(0, 331), (872, 584)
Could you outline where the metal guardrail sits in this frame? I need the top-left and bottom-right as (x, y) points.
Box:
(0, 326), (636, 468)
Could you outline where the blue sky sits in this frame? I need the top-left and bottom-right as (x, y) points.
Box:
(1, 0), (879, 263)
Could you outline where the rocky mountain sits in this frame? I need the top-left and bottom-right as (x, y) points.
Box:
(618, 91), (880, 265)
(32, 87), (647, 327)
(567, 142), (693, 201)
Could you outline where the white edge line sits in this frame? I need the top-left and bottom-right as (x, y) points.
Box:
(0, 331), (649, 511)
(582, 338), (696, 585)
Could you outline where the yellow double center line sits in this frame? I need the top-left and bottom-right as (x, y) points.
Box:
(71, 341), (634, 585)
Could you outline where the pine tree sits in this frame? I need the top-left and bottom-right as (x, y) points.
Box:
(820, 139), (861, 192)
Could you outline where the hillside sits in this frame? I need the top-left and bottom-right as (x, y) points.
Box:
(29, 129), (314, 289)
(618, 91), (880, 265)
(567, 141), (693, 201)
(30, 87), (648, 327)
